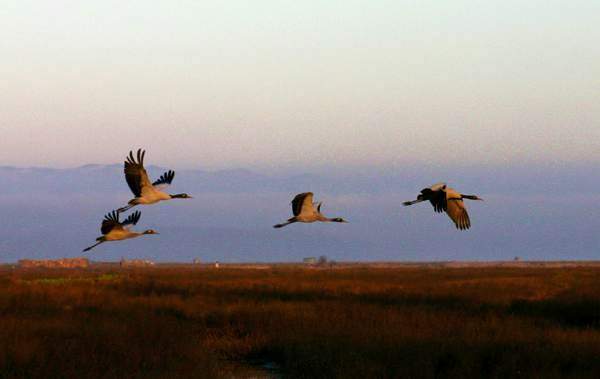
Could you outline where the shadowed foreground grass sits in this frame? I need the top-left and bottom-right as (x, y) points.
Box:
(0, 265), (599, 378)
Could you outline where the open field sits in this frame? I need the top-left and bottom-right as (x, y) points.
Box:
(0, 263), (599, 378)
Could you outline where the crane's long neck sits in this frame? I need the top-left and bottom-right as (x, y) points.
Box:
(114, 231), (145, 241)
(403, 198), (424, 206)
(316, 213), (330, 222)
(322, 216), (345, 223)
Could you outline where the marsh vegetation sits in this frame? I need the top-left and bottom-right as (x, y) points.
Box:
(0, 264), (598, 378)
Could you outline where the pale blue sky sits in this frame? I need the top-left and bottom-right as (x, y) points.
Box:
(1, 1), (599, 169)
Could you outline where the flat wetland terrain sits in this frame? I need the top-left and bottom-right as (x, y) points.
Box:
(0, 263), (599, 378)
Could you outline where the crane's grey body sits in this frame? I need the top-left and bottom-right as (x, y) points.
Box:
(83, 210), (158, 252)
(403, 183), (483, 230)
(117, 149), (192, 213)
(274, 192), (347, 228)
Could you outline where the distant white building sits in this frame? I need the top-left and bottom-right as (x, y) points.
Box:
(303, 257), (316, 264)
(120, 258), (155, 268)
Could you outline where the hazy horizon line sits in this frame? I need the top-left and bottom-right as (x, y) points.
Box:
(2, 160), (598, 173)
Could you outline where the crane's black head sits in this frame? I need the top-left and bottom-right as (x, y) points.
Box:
(171, 193), (193, 199)
(331, 217), (348, 223)
(143, 229), (159, 235)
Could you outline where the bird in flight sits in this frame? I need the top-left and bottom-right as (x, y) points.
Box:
(83, 210), (158, 252)
(274, 192), (348, 228)
(403, 183), (483, 230)
(117, 149), (192, 213)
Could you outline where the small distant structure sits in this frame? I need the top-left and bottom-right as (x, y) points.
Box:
(193, 258), (201, 265)
(120, 258), (155, 268)
(214, 261), (220, 269)
(514, 256), (521, 261)
(18, 258), (89, 269)
(303, 257), (317, 264)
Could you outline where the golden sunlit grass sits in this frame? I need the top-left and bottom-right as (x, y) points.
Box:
(0, 265), (599, 378)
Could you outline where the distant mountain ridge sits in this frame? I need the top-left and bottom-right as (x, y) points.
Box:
(1, 163), (598, 196)
(0, 164), (323, 195)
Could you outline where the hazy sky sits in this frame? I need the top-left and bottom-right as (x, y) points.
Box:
(1, 164), (598, 262)
(1, 1), (599, 169)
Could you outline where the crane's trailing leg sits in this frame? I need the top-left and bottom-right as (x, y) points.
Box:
(83, 240), (105, 252)
(117, 203), (135, 214)
(273, 218), (297, 228)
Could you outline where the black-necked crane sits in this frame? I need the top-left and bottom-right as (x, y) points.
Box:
(403, 183), (483, 230)
(117, 149), (192, 213)
(83, 210), (158, 252)
(274, 192), (348, 228)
